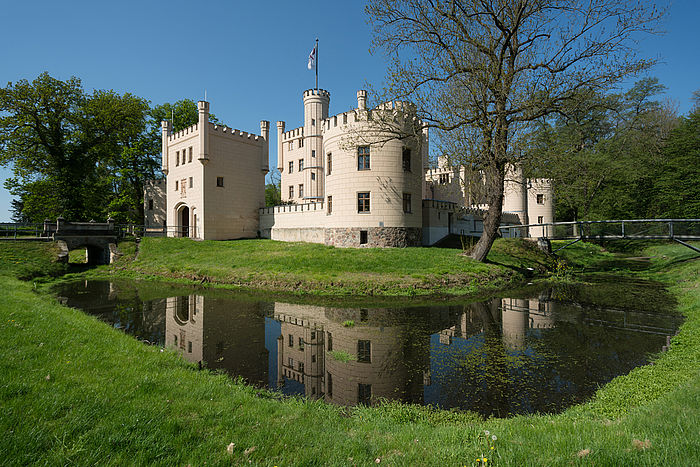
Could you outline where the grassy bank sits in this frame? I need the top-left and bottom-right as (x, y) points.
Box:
(1, 239), (699, 464)
(71, 237), (559, 297)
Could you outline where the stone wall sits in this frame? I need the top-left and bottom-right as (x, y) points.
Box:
(325, 227), (421, 248)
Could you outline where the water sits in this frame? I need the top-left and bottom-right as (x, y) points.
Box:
(53, 279), (681, 418)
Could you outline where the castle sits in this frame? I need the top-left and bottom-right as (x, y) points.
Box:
(146, 88), (554, 246)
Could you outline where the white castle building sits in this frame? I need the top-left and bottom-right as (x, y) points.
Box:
(148, 88), (554, 247)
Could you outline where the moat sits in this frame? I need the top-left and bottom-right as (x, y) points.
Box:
(53, 278), (682, 418)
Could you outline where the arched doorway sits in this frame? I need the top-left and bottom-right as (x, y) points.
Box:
(179, 205), (190, 237)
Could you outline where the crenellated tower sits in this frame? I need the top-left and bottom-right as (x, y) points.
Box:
(302, 89), (330, 200)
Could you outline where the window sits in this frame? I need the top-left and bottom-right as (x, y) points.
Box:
(357, 192), (370, 213)
(216, 177), (224, 187)
(175, 180), (179, 191)
(358, 383), (372, 405)
(327, 153), (332, 175)
(538, 216), (544, 224)
(298, 361), (304, 373)
(311, 150), (316, 158)
(288, 334), (293, 347)
(188, 177), (193, 188)
(299, 184), (304, 198)
(173, 334), (178, 346)
(299, 336), (304, 349)
(289, 186), (294, 199)
(148, 199), (153, 211)
(289, 161), (294, 173)
(299, 159), (304, 171)
(357, 146), (370, 170)
(181, 179), (187, 197)
(311, 118), (316, 126)
(403, 193), (412, 213)
(327, 372), (333, 397)
(188, 147), (193, 163)
(358, 340), (371, 363)
(327, 332), (333, 351)
(311, 172), (315, 181)
(188, 341), (192, 353)
(327, 196), (332, 214)
(343, 114), (347, 124)
(360, 309), (368, 322)
(182, 151), (186, 165)
(537, 194), (544, 204)
(289, 141), (293, 150)
(175, 151), (180, 166)
(402, 148), (411, 171)
(288, 357), (293, 367)
(439, 173), (449, 184)
(311, 331), (316, 340)
(312, 354), (316, 363)
(360, 230), (368, 245)
(299, 139), (303, 148)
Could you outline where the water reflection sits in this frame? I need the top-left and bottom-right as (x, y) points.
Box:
(55, 280), (681, 417)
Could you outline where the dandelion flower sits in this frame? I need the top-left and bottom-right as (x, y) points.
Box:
(492, 435), (497, 441)
(484, 430), (490, 436)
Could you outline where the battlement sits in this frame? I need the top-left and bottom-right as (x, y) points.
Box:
(282, 126), (304, 141)
(208, 122), (264, 144)
(303, 88), (330, 100)
(168, 123), (199, 142)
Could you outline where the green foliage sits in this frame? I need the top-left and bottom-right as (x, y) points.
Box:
(653, 109), (700, 218)
(264, 182), (281, 207)
(328, 350), (357, 362)
(529, 78), (679, 221)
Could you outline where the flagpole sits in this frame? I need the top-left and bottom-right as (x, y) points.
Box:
(315, 38), (319, 90)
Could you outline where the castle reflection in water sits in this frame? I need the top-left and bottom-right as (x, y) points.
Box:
(60, 280), (678, 417)
(161, 293), (560, 411)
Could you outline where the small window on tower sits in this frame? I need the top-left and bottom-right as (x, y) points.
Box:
(148, 199), (153, 211)
(289, 161), (293, 173)
(327, 153), (332, 175)
(327, 196), (332, 214)
(188, 147), (193, 163)
(312, 150), (316, 158)
(537, 194), (544, 204)
(299, 184), (304, 198)
(216, 177), (224, 187)
(188, 177), (193, 188)
(175, 151), (180, 166)
(299, 159), (304, 171)
(175, 180), (179, 191)
(311, 118), (316, 126)
(289, 186), (294, 199)
(311, 172), (316, 181)
(402, 148), (411, 172)
(289, 141), (293, 150)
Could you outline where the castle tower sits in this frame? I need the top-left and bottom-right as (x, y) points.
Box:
(302, 89), (330, 201)
(527, 179), (555, 237)
(503, 164), (528, 230)
(260, 121), (270, 172)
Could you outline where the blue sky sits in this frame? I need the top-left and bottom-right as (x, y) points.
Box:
(0, 0), (698, 222)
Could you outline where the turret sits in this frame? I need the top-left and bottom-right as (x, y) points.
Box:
(503, 164), (528, 227)
(302, 89), (330, 200)
(357, 90), (367, 110)
(260, 120), (270, 173)
(161, 120), (172, 174)
(276, 121), (285, 172)
(198, 101), (209, 165)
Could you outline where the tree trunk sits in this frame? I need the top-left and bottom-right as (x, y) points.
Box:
(470, 163), (506, 262)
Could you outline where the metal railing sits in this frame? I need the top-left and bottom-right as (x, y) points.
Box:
(500, 219), (700, 240)
(0, 223), (49, 239)
(115, 224), (199, 239)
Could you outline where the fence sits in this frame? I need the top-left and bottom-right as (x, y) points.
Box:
(499, 219), (700, 241)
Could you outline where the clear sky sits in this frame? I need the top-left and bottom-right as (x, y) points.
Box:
(0, 0), (697, 222)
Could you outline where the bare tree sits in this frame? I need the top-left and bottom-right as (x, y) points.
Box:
(367, 0), (665, 261)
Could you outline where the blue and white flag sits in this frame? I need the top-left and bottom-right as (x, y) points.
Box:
(307, 45), (316, 70)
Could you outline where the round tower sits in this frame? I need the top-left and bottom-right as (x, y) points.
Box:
(302, 89), (330, 201)
(322, 93), (423, 247)
(527, 178), (555, 237)
(503, 164), (528, 230)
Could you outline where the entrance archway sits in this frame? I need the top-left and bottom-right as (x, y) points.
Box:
(179, 205), (190, 237)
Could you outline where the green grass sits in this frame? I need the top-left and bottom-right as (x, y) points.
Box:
(1, 239), (699, 465)
(0, 241), (66, 280)
(80, 237), (559, 298)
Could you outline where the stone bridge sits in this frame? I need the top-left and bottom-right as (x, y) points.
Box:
(44, 217), (121, 265)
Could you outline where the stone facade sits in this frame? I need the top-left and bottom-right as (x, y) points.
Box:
(324, 227), (421, 248)
(161, 101), (268, 240)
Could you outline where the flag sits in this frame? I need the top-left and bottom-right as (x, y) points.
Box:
(307, 45), (316, 70)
